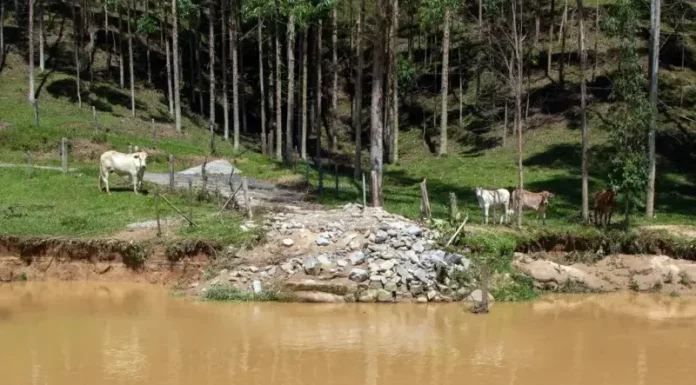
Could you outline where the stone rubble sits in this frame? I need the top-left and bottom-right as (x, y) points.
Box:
(212, 203), (478, 303)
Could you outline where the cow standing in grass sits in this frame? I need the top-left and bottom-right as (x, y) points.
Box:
(475, 187), (511, 225)
(98, 150), (148, 194)
(509, 189), (555, 225)
(592, 189), (617, 227)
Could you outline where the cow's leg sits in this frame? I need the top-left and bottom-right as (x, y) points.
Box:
(131, 173), (139, 194)
(484, 205), (489, 225)
(103, 173), (110, 194)
(492, 206), (497, 225)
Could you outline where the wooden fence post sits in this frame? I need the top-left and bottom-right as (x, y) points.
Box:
(201, 159), (208, 199)
(420, 179), (431, 220)
(449, 192), (458, 223)
(154, 188), (162, 237)
(151, 119), (157, 149)
(166, 154), (174, 192)
(361, 172), (367, 208)
(25, 151), (32, 178)
(60, 137), (68, 173)
(188, 179), (194, 227)
(92, 106), (98, 131)
(242, 177), (252, 219)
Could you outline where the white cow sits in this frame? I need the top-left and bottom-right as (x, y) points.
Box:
(98, 150), (148, 194)
(475, 187), (511, 225)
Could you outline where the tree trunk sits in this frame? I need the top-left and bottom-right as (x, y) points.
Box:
(354, 0), (365, 179)
(503, 101), (508, 146)
(546, 0), (555, 77)
(646, 0), (660, 217)
(330, 6), (338, 152)
(370, 0), (385, 207)
(195, 12), (204, 114)
(118, 5), (124, 89)
(230, 2), (240, 150)
(258, 19), (267, 154)
(579, 0), (589, 223)
(390, 0), (399, 164)
(438, 8), (451, 157)
(592, 0), (599, 82)
(512, 0), (524, 228)
(534, 0), (541, 48)
(285, 14), (296, 165)
(145, 0), (151, 84)
(274, 0), (282, 160)
(237, 6), (247, 134)
(105, 4), (112, 76)
(188, 32), (195, 108)
(172, 0), (182, 133)
(209, 1), (216, 128)
(29, 0), (35, 102)
(38, 0), (44, 72)
(72, 0), (82, 108)
(165, 33), (174, 115)
(300, 28), (308, 160)
(222, 0), (229, 141)
(559, 0), (568, 88)
(316, 20), (323, 173)
(127, 0), (135, 117)
(1, 1), (4, 66)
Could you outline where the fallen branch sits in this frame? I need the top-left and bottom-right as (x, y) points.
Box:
(215, 184), (244, 218)
(446, 215), (469, 247)
(160, 194), (197, 226)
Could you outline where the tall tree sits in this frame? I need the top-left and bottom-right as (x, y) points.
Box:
(1, 0), (5, 67)
(513, 0), (524, 228)
(578, 0), (589, 222)
(285, 10), (296, 165)
(388, 0), (398, 163)
(258, 19), (267, 153)
(172, 0), (182, 133)
(127, 0), (136, 117)
(330, 5), (338, 152)
(438, 7), (451, 157)
(274, 0), (282, 160)
(300, 28), (308, 160)
(231, 2), (240, 150)
(222, 0), (229, 141)
(546, 0), (555, 77)
(38, 0), (44, 72)
(353, 0), (365, 179)
(118, 4), (124, 88)
(370, 0), (386, 206)
(558, 0), (568, 88)
(646, 0), (660, 217)
(315, 19), (323, 188)
(72, 0), (82, 108)
(164, 10), (174, 115)
(209, 0), (216, 128)
(28, 0), (35, 104)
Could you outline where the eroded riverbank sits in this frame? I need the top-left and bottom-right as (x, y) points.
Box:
(1, 282), (696, 385)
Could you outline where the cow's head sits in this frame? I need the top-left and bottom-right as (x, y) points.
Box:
(474, 187), (483, 197)
(541, 191), (555, 205)
(132, 152), (148, 169)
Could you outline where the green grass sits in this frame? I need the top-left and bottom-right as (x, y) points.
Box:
(203, 283), (278, 302)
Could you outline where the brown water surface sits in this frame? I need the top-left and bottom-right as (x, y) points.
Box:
(1, 282), (695, 385)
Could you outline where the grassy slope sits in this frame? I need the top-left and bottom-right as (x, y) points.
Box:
(1, 2), (695, 241)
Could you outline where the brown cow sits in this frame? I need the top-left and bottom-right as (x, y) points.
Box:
(509, 189), (555, 225)
(592, 189), (617, 227)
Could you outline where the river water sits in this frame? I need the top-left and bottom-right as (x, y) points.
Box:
(1, 282), (695, 385)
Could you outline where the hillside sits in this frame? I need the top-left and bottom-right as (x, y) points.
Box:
(0, 0), (695, 237)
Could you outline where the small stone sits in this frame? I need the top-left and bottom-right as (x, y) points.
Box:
(349, 268), (369, 282)
(317, 254), (332, 267)
(384, 282), (398, 292)
(413, 269), (430, 283)
(375, 230), (389, 244)
(370, 274), (384, 282)
(383, 269), (394, 278)
(304, 257), (320, 276)
(252, 280), (263, 294)
(387, 229), (398, 237)
(407, 226), (422, 236)
(369, 280), (384, 289)
(405, 250), (419, 264)
(248, 266), (259, 273)
(376, 289), (393, 302)
(466, 289), (495, 302)
(316, 237), (331, 246)
(358, 290), (378, 302)
(280, 263), (295, 274)
(337, 260), (348, 267)
(412, 242), (425, 253)
(349, 251), (365, 265)
(189, 282), (199, 288)
(368, 244), (388, 252)
(416, 296), (428, 303)
(368, 262), (380, 272)
(378, 260), (396, 271)
(396, 265), (412, 280)
(282, 239), (294, 247)
(409, 283), (424, 295)
(348, 240), (362, 250)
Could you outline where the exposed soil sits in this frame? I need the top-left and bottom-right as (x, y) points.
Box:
(642, 225), (696, 239)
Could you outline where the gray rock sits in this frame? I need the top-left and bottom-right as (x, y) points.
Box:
(379, 260), (396, 271)
(349, 251), (365, 265)
(282, 239), (294, 247)
(409, 283), (424, 295)
(466, 289), (495, 302)
(348, 240), (362, 250)
(375, 230), (389, 244)
(252, 280), (263, 294)
(426, 290), (438, 301)
(376, 289), (393, 302)
(412, 241), (425, 253)
(422, 250), (446, 263)
(304, 257), (320, 275)
(416, 296), (428, 303)
(358, 290), (378, 302)
(368, 262), (380, 272)
(280, 263), (295, 274)
(405, 250), (419, 264)
(368, 244), (388, 252)
(349, 268), (369, 282)
(384, 282), (398, 292)
(370, 274), (385, 282)
(383, 269), (394, 278)
(248, 266), (259, 273)
(337, 259), (348, 267)
(369, 280), (384, 289)
(316, 237), (331, 246)
(413, 269), (430, 283)
(387, 229), (399, 237)
(317, 254), (332, 267)
(396, 265), (412, 280)
(407, 226), (422, 236)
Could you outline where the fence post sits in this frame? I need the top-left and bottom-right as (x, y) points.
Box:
(151, 119), (157, 149)
(481, 265), (490, 313)
(449, 192), (458, 223)
(334, 162), (339, 197)
(420, 179), (431, 220)
(61, 137), (68, 173)
(168, 154), (175, 192)
(243, 177), (252, 219)
(154, 188), (162, 237)
(25, 151), (32, 178)
(370, 171), (380, 208)
(188, 179), (194, 228)
(361, 172), (367, 208)
(32, 100), (39, 127)
(210, 123), (217, 155)
(127, 145), (132, 154)
(92, 106), (98, 131)
(201, 159), (208, 199)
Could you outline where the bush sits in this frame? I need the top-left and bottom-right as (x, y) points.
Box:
(203, 283), (278, 302)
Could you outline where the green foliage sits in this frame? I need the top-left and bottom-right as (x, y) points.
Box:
(462, 232), (517, 273)
(418, 0), (458, 29)
(203, 283), (278, 302)
(679, 271), (691, 287)
(491, 273), (539, 302)
(137, 13), (160, 34)
(396, 56), (418, 96)
(15, 272), (28, 282)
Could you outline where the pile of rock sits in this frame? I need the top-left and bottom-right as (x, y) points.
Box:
(206, 203), (486, 303)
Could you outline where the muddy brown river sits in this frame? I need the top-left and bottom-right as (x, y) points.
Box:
(1, 282), (695, 385)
